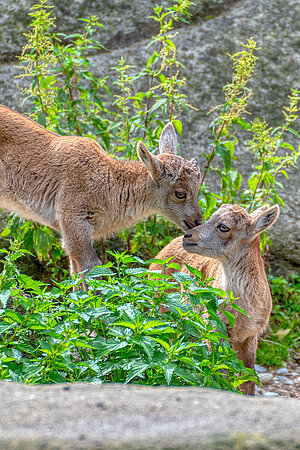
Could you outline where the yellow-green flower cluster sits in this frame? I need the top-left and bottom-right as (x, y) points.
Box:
(249, 119), (277, 158)
(223, 37), (260, 122)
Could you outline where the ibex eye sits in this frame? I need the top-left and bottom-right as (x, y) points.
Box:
(217, 223), (230, 232)
(175, 191), (187, 199)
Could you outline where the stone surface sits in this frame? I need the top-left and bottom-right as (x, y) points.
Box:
(278, 375), (289, 381)
(259, 373), (273, 385)
(0, 0), (238, 63)
(0, 0), (299, 275)
(263, 392), (279, 397)
(277, 368), (289, 376)
(255, 364), (268, 374)
(0, 381), (300, 449)
(255, 361), (300, 399)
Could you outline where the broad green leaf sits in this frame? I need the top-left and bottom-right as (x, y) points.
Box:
(248, 174), (259, 193)
(223, 140), (235, 156)
(215, 143), (231, 172)
(280, 142), (294, 151)
(173, 120), (182, 136)
(0, 290), (10, 308)
(33, 227), (54, 259)
(167, 262), (182, 270)
(174, 367), (198, 385)
(113, 321), (136, 330)
(149, 337), (170, 352)
(163, 363), (176, 385)
(125, 360), (149, 383)
(232, 303), (250, 318)
(185, 264), (203, 279)
(72, 340), (97, 349)
(173, 272), (193, 283)
(93, 338), (128, 358)
(0, 322), (16, 334)
(5, 310), (25, 324)
(232, 117), (251, 129)
(143, 320), (166, 330)
(87, 266), (114, 277)
(18, 274), (46, 294)
(37, 113), (46, 127)
(146, 51), (159, 69)
(221, 310), (236, 328)
(1, 227), (10, 237)
(132, 336), (156, 359)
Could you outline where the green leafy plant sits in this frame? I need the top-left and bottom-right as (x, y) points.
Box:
(0, 0), (299, 382)
(198, 38), (300, 221)
(0, 247), (256, 389)
(257, 274), (300, 367)
(245, 89), (300, 211)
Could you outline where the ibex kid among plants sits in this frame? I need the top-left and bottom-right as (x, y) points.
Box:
(0, 105), (202, 283)
(150, 204), (279, 395)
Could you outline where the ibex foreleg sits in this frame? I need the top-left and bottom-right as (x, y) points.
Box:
(233, 335), (257, 395)
(59, 216), (102, 290)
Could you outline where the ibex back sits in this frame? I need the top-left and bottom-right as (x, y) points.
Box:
(0, 105), (202, 280)
(150, 204), (279, 395)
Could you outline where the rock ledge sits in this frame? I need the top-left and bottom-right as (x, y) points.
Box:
(1, 382), (300, 449)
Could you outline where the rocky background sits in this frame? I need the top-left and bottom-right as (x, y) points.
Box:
(0, 0), (299, 275)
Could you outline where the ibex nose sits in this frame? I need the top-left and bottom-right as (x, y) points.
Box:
(195, 219), (201, 226)
(184, 232), (193, 238)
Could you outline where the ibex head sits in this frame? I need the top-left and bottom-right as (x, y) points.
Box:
(183, 204), (280, 260)
(137, 123), (202, 231)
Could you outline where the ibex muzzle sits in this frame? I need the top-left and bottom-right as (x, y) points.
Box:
(0, 105), (202, 282)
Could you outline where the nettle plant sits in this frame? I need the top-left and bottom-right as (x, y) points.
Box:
(199, 38), (300, 221)
(0, 246), (256, 390)
(0, 0), (299, 386)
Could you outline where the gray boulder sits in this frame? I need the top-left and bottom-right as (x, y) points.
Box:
(0, 0), (299, 275)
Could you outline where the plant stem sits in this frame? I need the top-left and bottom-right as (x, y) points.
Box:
(100, 238), (107, 264)
(143, 73), (154, 139)
(247, 152), (267, 212)
(200, 120), (227, 189)
(34, 59), (47, 117)
(67, 81), (81, 136)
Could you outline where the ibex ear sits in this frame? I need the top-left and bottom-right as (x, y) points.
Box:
(137, 141), (163, 180)
(250, 204), (270, 218)
(190, 158), (198, 167)
(159, 122), (177, 155)
(249, 205), (280, 237)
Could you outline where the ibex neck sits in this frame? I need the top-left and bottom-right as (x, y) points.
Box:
(221, 237), (267, 300)
(107, 159), (158, 224)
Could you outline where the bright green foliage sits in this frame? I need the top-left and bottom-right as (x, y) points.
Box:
(0, 0), (299, 380)
(0, 246), (256, 390)
(17, 8), (110, 146)
(1, 214), (67, 281)
(200, 40), (300, 219)
(148, 1), (195, 121)
(257, 275), (300, 367)
(245, 89), (300, 212)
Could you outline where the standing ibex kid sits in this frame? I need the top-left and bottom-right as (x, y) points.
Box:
(150, 204), (279, 395)
(0, 105), (202, 282)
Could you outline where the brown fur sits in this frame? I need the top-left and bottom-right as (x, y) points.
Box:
(0, 104), (202, 282)
(150, 204), (280, 395)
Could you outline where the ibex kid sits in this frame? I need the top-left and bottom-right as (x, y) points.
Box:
(150, 204), (279, 395)
(0, 105), (202, 282)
